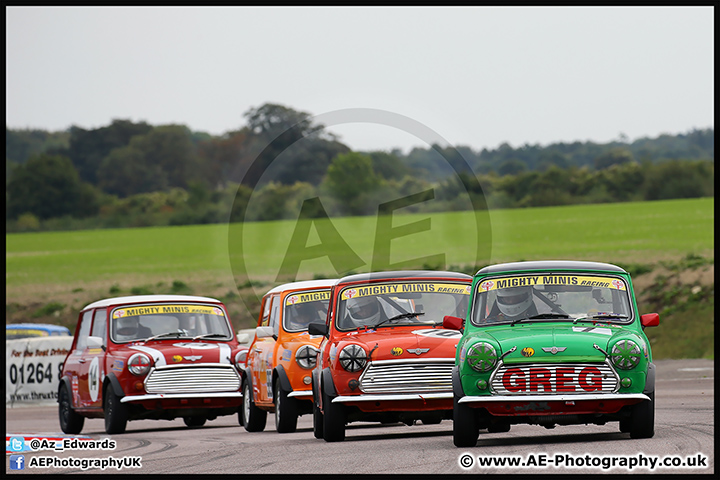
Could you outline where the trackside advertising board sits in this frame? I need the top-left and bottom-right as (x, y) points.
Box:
(6, 336), (73, 407)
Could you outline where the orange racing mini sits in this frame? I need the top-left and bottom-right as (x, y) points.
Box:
(308, 271), (472, 442)
(241, 279), (336, 433)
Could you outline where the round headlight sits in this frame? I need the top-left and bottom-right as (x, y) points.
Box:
(467, 342), (498, 372)
(128, 353), (152, 376)
(295, 345), (319, 370)
(338, 344), (367, 372)
(610, 339), (641, 370)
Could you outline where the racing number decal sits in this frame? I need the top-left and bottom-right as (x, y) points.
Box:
(172, 343), (218, 349)
(72, 377), (80, 405)
(88, 357), (100, 402)
(266, 368), (273, 399)
(411, 329), (462, 338)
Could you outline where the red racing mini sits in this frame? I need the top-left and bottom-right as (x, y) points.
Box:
(308, 270), (472, 442)
(58, 295), (247, 434)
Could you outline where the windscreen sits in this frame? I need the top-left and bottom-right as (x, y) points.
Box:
(471, 274), (633, 326)
(336, 281), (471, 331)
(283, 290), (331, 332)
(111, 304), (232, 342)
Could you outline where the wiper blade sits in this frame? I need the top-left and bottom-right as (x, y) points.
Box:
(376, 312), (426, 327)
(528, 313), (570, 320)
(511, 313), (569, 326)
(143, 331), (185, 342)
(574, 313), (629, 324)
(192, 333), (227, 341)
(388, 312), (425, 321)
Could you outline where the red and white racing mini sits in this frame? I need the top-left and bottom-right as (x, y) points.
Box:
(58, 295), (247, 434)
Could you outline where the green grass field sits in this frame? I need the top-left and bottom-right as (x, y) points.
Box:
(6, 197), (714, 293)
(5, 197), (714, 358)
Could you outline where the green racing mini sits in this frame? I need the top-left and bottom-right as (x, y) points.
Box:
(443, 260), (659, 447)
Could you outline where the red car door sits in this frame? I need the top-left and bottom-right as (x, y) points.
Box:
(67, 310), (93, 409)
(74, 308), (106, 410)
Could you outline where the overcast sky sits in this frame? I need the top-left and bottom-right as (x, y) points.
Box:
(6, 6), (714, 153)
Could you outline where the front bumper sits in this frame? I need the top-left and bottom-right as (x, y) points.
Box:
(333, 392), (453, 403)
(458, 393), (650, 404)
(287, 390), (313, 400)
(458, 393), (649, 416)
(120, 392), (242, 403)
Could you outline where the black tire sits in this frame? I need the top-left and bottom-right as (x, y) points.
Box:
(183, 416), (206, 428)
(274, 378), (298, 433)
(453, 395), (479, 447)
(104, 388), (128, 434)
(242, 380), (267, 432)
(58, 384), (84, 434)
(619, 417), (631, 433)
(629, 391), (655, 439)
(312, 400), (324, 439)
(322, 386), (346, 442)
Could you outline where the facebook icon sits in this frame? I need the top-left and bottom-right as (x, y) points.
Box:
(10, 454), (25, 470)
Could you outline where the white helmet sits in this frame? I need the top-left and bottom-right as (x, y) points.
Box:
(496, 286), (533, 318)
(346, 296), (381, 327)
(116, 316), (139, 336)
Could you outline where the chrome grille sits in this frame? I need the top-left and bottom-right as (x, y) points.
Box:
(490, 362), (619, 395)
(145, 365), (241, 394)
(359, 359), (454, 393)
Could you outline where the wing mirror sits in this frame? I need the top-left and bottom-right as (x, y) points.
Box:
(443, 315), (464, 330)
(308, 322), (328, 336)
(255, 326), (274, 339)
(640, 313), (659, 328)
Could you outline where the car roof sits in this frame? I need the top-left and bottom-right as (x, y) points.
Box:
(475, 260), (627, 276)
(82, 294), (223, 311)
(337, 270), (472, 284)
(264, 278), (339, 296)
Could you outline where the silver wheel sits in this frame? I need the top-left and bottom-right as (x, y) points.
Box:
(242, 383), (251, 424)
(242, 380), (267, 432)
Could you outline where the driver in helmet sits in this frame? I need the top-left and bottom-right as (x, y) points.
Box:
(115, 315), (153, 340)
(345, 296), (383, 328)
(485, 286), (537, 323)
(288, 303), (319, 330)
(178, 315), (199, 336)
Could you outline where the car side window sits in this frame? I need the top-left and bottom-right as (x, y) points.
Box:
(260, 295), (272, 326)
(75, 310), (93, 351)
(91, 308), (107, 347)
(269, 295), (280, 337)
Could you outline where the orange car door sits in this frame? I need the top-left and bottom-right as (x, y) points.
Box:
(251, 293), (278, 406)
(260, 294), (280, 404)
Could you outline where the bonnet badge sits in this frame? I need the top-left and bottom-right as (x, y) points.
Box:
(541, 346), (567, 355)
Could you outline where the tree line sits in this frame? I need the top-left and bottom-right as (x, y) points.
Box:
(5, 103), (715, 232)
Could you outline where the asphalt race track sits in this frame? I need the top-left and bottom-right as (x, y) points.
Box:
(5, 359), (713, 475)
